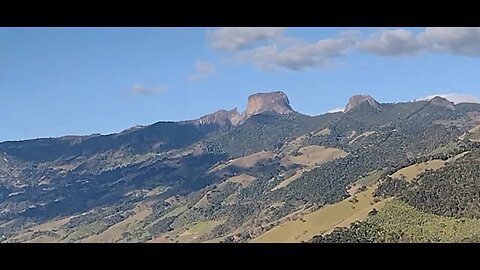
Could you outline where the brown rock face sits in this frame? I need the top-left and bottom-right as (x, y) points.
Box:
(193, 108), (240, 126)
(344, 95), (380, 112)
(245, 91), (293, 117)
(428, 96), (456, 110)
(192, 91), (294, 127)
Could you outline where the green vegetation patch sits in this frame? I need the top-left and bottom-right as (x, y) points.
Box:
(312, 199), (480, 243)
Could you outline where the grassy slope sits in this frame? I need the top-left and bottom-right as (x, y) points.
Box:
(251, 186), (385, 243)
(391, 151), (470, 182)
(81, 207), (152, 243)
(286, 145), (348, 167)
(391, 160), (446, 182)
(209, 151), (274, 173)
(272, 145), (348, 191)
(364, 199), (480, 242)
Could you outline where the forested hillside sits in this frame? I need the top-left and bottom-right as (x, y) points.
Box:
(2, 92), (480, 243)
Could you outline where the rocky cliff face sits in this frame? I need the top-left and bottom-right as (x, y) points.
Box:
(193, 108), (240, 127)
(245, 91), (293, 117)
(193, 91), (294, 127)
(344, 95), (380, 112)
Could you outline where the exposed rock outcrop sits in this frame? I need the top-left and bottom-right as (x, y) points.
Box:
(344, 95), (380, 112)
(193, 108), (241, 127)
(245, 91), (293, 117)
(193, 91), (294, 127)
(428, 96), (456, 110)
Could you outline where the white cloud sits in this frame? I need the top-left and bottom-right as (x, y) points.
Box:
(326, 107), (344, 113)
(206, 27), (480, 72)
(418, 27), (480, 56)
(131, 84), (168, 95)
(357, 29), (422, 56)
(207, 27), (285, 51)
(188, 60), (216, 81)
(359, 27), (480, 57)
(419, 93), (480, 104)
(239, 32), (358, 70)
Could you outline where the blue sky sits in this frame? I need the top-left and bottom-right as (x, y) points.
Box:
(1, 27), (480, 142)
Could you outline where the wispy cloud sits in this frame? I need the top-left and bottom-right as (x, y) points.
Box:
(419, 93), (480, 104)
(357, 29), (422, 56)
(188, 60), (216, 81)
(360, 27), (480, 57)
(418, 27), (480, 56)
(206, 27), (480, 72)
(238, 33), (358, 70)
(326, 107), (344, 113)
(130, 84), (168, 95)
(207, 27), (285, 51)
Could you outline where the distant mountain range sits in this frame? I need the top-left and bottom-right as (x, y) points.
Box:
(1, 91), (480, 243)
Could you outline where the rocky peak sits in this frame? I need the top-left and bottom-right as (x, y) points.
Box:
(192, 91), (294, 127)
(193, 108), (240, 127)
(428, 96), (456, 110)
(245, 91), (293, 117)
(344, 95), (380, 113)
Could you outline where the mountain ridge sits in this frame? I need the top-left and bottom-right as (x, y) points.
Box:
(3, 92), (477, 144)
(2, 89), (480, 243)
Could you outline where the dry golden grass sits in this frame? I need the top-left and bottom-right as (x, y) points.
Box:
(193, 194), (210, 208)
(452, 151), (470, 161)
(9, 232), (34, 243)
(349, 131), (376, 144)
(469, 125), (480, 141)
(165, 196), (182, 206)
(6, 216), (72, 243)
(286, 145), (348, 167)
(150, 226), (188, 243)
(81, 205), (151, 243)
(177, 221), (222, 243)
(347, 171), (382, 196)
(273, 146), (347, 191)
(28, 235), (61, 243)
(195, 175), (255, 208)
(31, 217), (71, 232)
(162, 205), (188, 219)
(391, 160), (445, 182)
(251, 186), (385, 243)
(225, 174), (256, 187)
(209, 151), (274, 173)
(391, 151), (469, 183)
(315, 128), (331, 136)
(324, 199), (391, 235)
(271, 170), (304, 191)
(145, 186), (168, 197)
(151, 220), (223, 243)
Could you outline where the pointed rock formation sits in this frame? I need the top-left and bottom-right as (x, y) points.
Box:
(193, 108), (241, 127)
(344, 95), (380, 113)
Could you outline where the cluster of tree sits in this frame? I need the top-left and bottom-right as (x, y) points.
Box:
(205, 112), (340, 158)
(374, 177), (408, 198)
(146, 216), (176, 236)
(401, 146), (480, 218)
